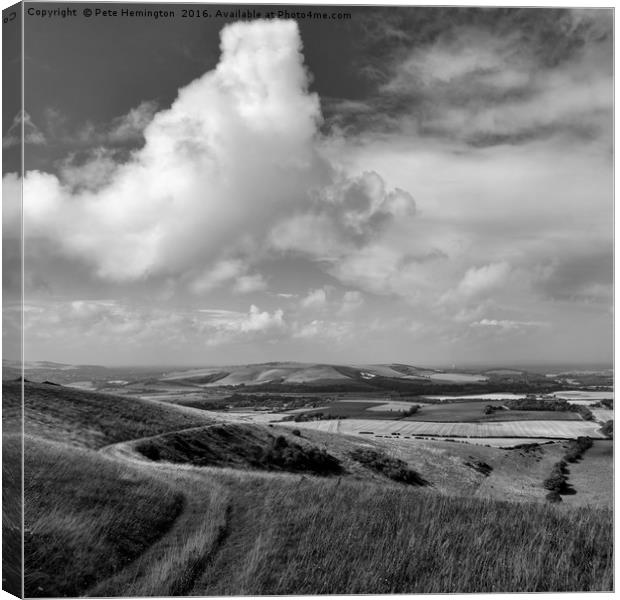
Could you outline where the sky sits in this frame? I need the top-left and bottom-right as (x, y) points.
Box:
(2, 5), (613, 367)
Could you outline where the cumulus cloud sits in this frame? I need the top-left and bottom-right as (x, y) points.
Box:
(270, 171), (415, 260)
(189, 259), (267, 295)
(199, 304), (287, 345)
(190, 259), (247, 294)
(293, 319), (352, 342)
(454, 262), (511, 299)
(58, 148), (122, 192)
(14, 20), (324, 281)
(12, 19), (415, 292)
(301, 288), (328, 309)
(107, 100), (159, 143)
(299, 287), (364, 316)
(22, 300), (288, 351)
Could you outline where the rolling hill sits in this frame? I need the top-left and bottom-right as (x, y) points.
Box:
(3, 372), (613, 596)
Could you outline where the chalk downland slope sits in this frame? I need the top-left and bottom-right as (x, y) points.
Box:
(6, 381), (213, 449)
(9, 380), (614, 596)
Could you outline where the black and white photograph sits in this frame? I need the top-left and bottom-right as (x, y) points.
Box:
(1, 2), (614, 596)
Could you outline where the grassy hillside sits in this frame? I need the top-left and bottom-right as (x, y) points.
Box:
(191, 475), (613, 594)
(23, 436), (184, 597)
(5, 381), (213, 449)
(54, 462), (612, 596)
(9, 381), (613, 595)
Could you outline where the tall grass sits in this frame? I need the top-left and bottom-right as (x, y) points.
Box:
(89, 472), (230, 597)
(23, 436), (184, 597)
(3, 433), (22, 596)
(194, 476), (613, 594)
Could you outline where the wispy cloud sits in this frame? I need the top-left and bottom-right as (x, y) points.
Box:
(3, 110), (46, 149)
(330, 9), (612, 148)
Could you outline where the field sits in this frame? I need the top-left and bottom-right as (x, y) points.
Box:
(281, 418), (605, 440)
(549, 390), (614, 401)
(403, 401), (582, 422)
(283, 398), (585, 423)
(424, 393), (526, 400)
(5, 364), (614, 596)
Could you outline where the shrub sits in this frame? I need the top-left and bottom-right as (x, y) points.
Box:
(259, 436), (342, 476)
(349, 448), (427, 486)
(543, 461), (569, 493)
(564, 437), (593, 463)
(400, 405), (420, 417)
(464, 460), (493, 476)
(542, 438), (593, 500)
(600, 420), (613, 438)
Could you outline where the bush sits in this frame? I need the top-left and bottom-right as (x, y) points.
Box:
(600, 420), (613, 438)
(543, 461), (569, 493)
(400, 405), (420, 417)
(464, 460), (493, 476)
(564, 437), (593, 463)
(259, 436), (342, 476)
(349, 448), (427, 486)
(542, 438), (593, 499)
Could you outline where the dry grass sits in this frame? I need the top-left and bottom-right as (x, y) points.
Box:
(23, 436), (184, 597)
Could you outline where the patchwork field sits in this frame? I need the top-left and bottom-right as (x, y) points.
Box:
(591, 408), (614, 422)
(404, 401), (582, 422)
(281, 418), (606, 439)
(549, 390), (614, 401)
(424, 393), (527, 401)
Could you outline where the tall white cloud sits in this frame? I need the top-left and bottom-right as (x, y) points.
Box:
(15, 19), (415, 293)
(18, 20), (326, 281)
